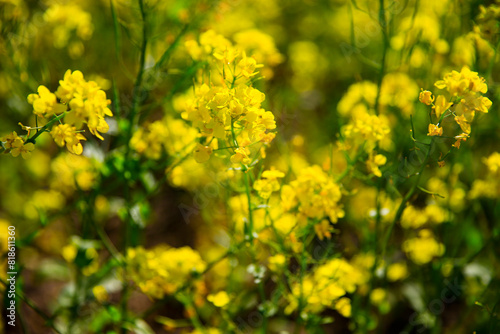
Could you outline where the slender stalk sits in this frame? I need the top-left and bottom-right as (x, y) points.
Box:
(374, 0), (389, 115)
(154, 24), (189, 70)
(25, 111), (68, 144)
(119, 2), (148, 332)
(381, 138), (434, 260)
(243, 171), (254, 242)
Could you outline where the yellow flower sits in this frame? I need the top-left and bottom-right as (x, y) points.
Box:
(230, 147), (251, 165)
(253, 168), (285, 198)
(314, 219), (333, 241)
(454, 115), (471, 134)
(427, 124), (443, 136)
(193, 144), (213, 163)
(432, 95), (452, 119)
(27, 85), (66, 118)
(366, 154), (387, 177)
(483, 152), (500, 174)
(51, 124), (87, 155)
(268, 254), (286, 272)
(335, 297), (352, 317)
(1, 131), (19, 149)
(92, 285), (109, 303)
(62, 244), (77, 262)
(452, 133), (469, 149)
(289, 165), (344, 223)
(387, 262), (409, 282)
(370, 288), (387, 305)
(403, 229), (445, 265)
(10, 139), (35, 159)
(237, 54), (263, 78)
(207, 291), (230, 308)
(419, 90), (434, 105)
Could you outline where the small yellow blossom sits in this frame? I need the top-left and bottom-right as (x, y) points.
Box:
(1, 131), (20, 149)
(419, 90), (434, 105)
(268, 254), (286, 272)
(452, 133), (469, 149)
(253, 168), (285, 199)
(335, 297), (352, 317)
(427, 124), (443, 136)
(92, 285), (109, 303)
(27, 85), (66, 118)
(432, 95), (452, 119)
(387, 263), (409, 282)
(51, 124), (87, 155)
(207, 291), (230, 308)
(231, 147), (251, 165)
(367, 154), (387, 177)
(314, 219), (333, 240)
(403, 229), (445, 265)
(193, 143), (213, 163)
(370, 288), (387, 305)
(10, 139), (35, 159)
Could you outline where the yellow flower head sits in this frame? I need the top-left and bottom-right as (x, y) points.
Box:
(427, 124), (443, 137)
(92, 285), (109, 303)
(51, 124), (87, 155)
(207, 291), (230, 308)
(432, 95), (452, 119)
(10, 138), (35, 159)
(419, 90), (434, 105)
(253, 168), (285, 198)
(27, 85), (66, 118)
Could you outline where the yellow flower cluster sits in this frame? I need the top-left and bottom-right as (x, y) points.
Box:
(125, 245), (206, 299)
(42, 3), (93, 57)
(54, 70), (113, 140)
(400, 204), (448, 229)
(253, 168), (285, 199)
(178, 84), (276, 164)
(282, 165), (344, 223)
(470, 152), (500, 199)
(337, 73), (419, 118)
(420, 67), (491, 148)
(62, 237), (100, 276)
(341, 106), (390, 177)
(1, 131), (35, 159)
(50, 153), (98, 195)
(177, 30), (278, 164)
(475, 2), (500, 42)
(285, 258), (365, 317)
(131, 117), (198, 160)
(403, 230), (445, 265)
(12, 70), (113, 157)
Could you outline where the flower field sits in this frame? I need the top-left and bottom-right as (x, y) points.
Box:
(1, 0), (500, 333)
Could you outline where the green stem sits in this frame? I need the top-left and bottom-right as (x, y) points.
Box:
(374, 0), (388, 115)
(25, 111), (68, 144)
(154, 24), (189, 70)
(381, 138), (434, 260)
(92, 219), (123, 263)
(244, 171), (254, 242)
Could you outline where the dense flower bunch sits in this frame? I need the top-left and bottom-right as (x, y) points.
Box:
(178, 30), (277, 164)
(1, 70), (112, 158)
(42, 3), (94, 57)
(420, 67), (491, 149)
(402, 229), (445, 265)
(131, 117), (198, 160)
(125, 246), (206, 299)
(283, 165), (344, 223)
(470, 152), (500, 198)
(285, 258), (365, 317)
